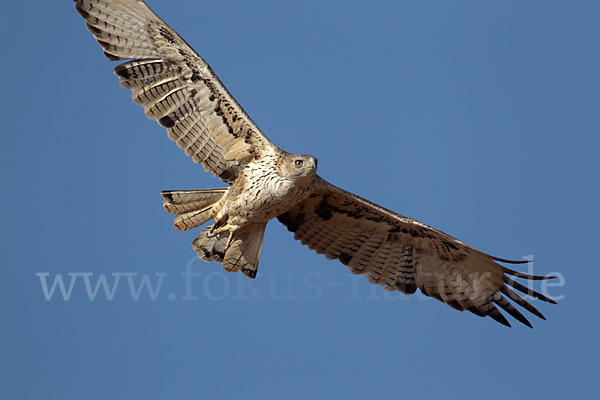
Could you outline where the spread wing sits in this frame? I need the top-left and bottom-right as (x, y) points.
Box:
(74, 0), (277, 183)
(278, 178), (556, 328)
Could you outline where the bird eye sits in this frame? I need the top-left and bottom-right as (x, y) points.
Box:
(295, 159), (304, 167)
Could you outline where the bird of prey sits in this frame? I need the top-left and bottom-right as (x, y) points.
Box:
(73, 0), (556, 327)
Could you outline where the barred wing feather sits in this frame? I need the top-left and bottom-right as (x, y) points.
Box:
(277, 178), (556, 328)
(74, 0), (276, 183)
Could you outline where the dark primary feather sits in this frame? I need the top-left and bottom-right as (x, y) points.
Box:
(278, 177), (556, 328)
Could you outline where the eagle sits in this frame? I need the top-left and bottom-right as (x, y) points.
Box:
(74, 0), (556, 327)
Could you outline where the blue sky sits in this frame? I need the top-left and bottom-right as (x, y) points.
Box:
(1, 0), (599, 398)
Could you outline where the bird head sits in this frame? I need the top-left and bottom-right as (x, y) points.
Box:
(286, 154), (318, 179)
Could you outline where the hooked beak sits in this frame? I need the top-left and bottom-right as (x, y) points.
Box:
(303, 157), (317, 171)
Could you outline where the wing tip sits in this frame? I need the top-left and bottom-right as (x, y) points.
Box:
(160, 190), (174, 201)
(493, 256), (531, 264)
(502, 266), (556, 281)
(74, 2), (89, 20)
(489, 311), (512, 328)
(493, 257), (556, 281)
(494, 296), (534, 329)
(503, 276), (558, 304)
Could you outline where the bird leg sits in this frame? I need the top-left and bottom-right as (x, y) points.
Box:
(207, 216), (226, 236)
(207, 223), (236, 250)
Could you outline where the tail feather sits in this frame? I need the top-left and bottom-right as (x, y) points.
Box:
(161, 189), (226, 213)
(193, 224), (267, 279)
(173, 206), (214, 231)
(193, 226), (228, 263)
(162, 189), (226, 231)
(162, 188), (266, 278)
(223, 224), (267, 278)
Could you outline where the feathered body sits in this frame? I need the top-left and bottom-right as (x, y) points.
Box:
(74, 0), (557, 328)
(216, 151), (317, 232)
(162, 150), (317, 277)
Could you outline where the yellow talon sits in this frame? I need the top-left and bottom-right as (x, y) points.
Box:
(208, 224), (235, 250)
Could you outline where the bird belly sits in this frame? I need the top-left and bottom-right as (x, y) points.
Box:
(221, 165), (310, 230)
